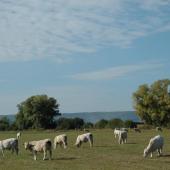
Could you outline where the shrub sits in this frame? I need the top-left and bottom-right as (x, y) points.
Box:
(56, 117), (85, 130)
(108, 118), (124, 129)
(124, 120), (137, 128)
(84, 122), (94, 128)
(95, 119), (108, 129)
(0, 117), (10, 131)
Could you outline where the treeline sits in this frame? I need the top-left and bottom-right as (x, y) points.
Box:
(0, 116), (137, 131)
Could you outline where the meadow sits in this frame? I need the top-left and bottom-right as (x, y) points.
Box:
(0, 129), (170, 170)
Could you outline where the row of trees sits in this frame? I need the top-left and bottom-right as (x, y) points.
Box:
(0, 116), (136, 131)
(0, 79), (170, 130)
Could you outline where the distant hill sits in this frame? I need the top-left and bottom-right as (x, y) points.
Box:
(58, 111), (140, 123)
(0, 111), (141, 123)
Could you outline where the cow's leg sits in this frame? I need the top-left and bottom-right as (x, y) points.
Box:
(43, 150), (47, 160)
(33, 151), (37, 160)
(11, 148), (14, 154)
(49, 149), (52, 160)
(150, 152), (153, 158)
(157, 149), (162, 156)
(1, 149), (4, 157)
(89, 137), (93, 147)
(15, 147), (19, 155)
(54, 142), (57, 149)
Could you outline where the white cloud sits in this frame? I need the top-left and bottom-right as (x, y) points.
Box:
(71, 63), (164, 80)
(0, 0), (170, 62)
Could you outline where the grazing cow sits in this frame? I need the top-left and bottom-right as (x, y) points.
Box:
(54, 134), (67, 149)
(17, 132), (21, 139)
(134, 128), (141, 133)
(24, 139), (52, 160)
(0, 138), (18, 157)
(118, 131), (127, 144)
(156, 127), (162, 132)
(75, 133), (93, 148)
(144, 135), (164, 158)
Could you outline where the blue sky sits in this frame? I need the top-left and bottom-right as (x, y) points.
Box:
(0, 0), (170, 114)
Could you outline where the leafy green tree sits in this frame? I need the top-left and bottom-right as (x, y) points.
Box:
(72, 117), (84, 129)
(124, 120), (136, 128)
(108, 118), (124, 129)
(56, 118), (73, 130)
(84, 122), (94, 128)
(56, 117), (85, 130)
(0, 117), (10, 131)
(133, 79), (170, 126)
(95, 119), (108, 129)
(15, 94), (60, 129)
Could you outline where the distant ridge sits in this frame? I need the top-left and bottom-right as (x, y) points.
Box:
(58, 111), (140, 123)
(0, 111), (141, 123)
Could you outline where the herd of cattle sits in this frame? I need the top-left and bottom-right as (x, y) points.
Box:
(0, 127), (164, 160)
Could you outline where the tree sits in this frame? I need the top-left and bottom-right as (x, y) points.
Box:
(15, 94), (60, 129)
(84, 122), (94, 128)
(0, 117), (10, 131)
(124, 120), (136, 128)
(56, 117), (85, 130)
(133, 79), (170, 127)
(95, 119), (108, 129)
(108, 118), (124, 129)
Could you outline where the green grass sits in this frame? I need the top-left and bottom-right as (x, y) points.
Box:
(0, 129), (170, 170)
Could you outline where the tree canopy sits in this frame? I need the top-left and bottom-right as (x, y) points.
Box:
(133, 79), (170, 126)
(15, 94), (60, 129)
(0, 116), (10, 130)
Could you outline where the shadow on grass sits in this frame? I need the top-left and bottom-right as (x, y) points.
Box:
(160, 154), (170, 157)
(55, 157), (77, 161)
(126, 142), (137, 144)
(94, 145), (115, 148)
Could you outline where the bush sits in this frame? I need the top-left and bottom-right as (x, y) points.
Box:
(95, 119), (108, 129)
(84, 122), (94, 128)
(108, 118), (124, 129)
(0, 117), (10, 131)
(124, 120), (137, 128)
(56, 117), (85, 130)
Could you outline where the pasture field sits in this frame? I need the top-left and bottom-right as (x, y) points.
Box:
(0, 129), (170, 170)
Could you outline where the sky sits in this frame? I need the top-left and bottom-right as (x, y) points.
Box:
(0, 0), (170, 114)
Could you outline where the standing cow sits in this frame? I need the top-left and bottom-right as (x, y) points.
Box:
(0, 138), (18, 157)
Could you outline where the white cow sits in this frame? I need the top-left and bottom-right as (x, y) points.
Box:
(54, 134), (67, 149)
(114, 128), (121, 138)
(17, 132), (21, 139)
(75, 133), (93, 148)
(118, 131), (127, 144)
(24, 139), (52, 160)
(144, 135), (164, 158)
(0, 138), (18, 157)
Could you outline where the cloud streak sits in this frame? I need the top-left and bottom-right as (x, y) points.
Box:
(71, 63), (164, 80)
(0, 0), (170, 62)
